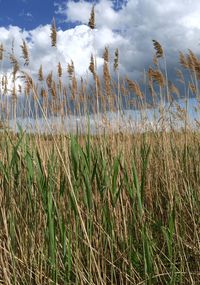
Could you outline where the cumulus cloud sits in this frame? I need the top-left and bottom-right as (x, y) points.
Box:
(56, 0), (200, 76)
(0, 23), (123, 86)
(1, 0), (200, 89)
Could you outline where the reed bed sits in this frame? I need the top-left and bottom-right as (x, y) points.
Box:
(0, 7), (200, 285)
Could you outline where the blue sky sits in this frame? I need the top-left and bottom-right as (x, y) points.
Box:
(0, 0), (128, 30)
(0, 0), (74, 30)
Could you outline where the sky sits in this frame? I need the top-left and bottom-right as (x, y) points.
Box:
(0, 0), (200, 84)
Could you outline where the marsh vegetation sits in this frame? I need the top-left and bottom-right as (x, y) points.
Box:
(0, 7), (200, 285)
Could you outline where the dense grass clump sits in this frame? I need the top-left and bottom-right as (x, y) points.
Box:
(0, 129), (200, 284)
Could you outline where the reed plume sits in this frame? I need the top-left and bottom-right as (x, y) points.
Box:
(46, 72), (53, 89)
(10, 54), (19, 81)
(40, 87), (47, 97)
(67, 60), (74, 79)
(152, 40), (164, 58)
(114, 48), (119, 71)
(148, 67), (165, 88)
(21, 40), (29, 65)
(58, 62), (62, 78)
(51, 18), (57, 47)
(2, 75), (8, 94)
(38, 65), (44, 81)
(88, 5), (95, 30)
(187, 50), (200, 79)
(168, 81), (180, 98)
(103, 47), (109, 62)
(71, 75), (78, 100)
(179, 52), (188, 68)
(126, 77), (143, 99)
(51, 80), (57, 97)
(103, 57), (112, 98)
(0, 43), (4, 61)
(89, 54), (96, 79)
(79, 77), (85, 101)
(21, 72), (34, 96)
(189, 82), (196, 94)
(176, 69), (185, 84)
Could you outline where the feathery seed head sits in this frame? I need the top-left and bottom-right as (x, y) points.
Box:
(88, 5), (95, 30)
(126, 77), (143, 99)
(103, 47), (109, 62)
(114, 48), (119, 71)
(89, 54), (96, 78)
(179, 52), (188, 68)
(67, 60), (74, 79)
(38, 65), (44, 81)
(0, 43), (4, 61)
(58, 62), (62, 78)
(51, 18), (57, 47)
(10, 54), (19, 80)
(21, 40), (29, 65)
(152, 40), (164, 58)
(46, 72), (53, 89)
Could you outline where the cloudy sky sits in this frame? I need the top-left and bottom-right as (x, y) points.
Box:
(0, 0), (200, 82)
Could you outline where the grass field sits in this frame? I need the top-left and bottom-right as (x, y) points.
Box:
(0, 8), (200, 285)
(0, 130), (200, 284)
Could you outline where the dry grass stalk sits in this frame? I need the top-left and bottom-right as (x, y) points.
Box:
(46, 72), (53, 89)
(57, 62), (62, 78)
(88, 5), (95, 30)
(121, 80), (129, 97)
(103, 59), (112, 98)
(175, 103), (187, 121)
(114, 48), (119, 71)
(187, 49), (199, 67)
(152, 40), (164, 58)
(176, 69), (185, 84)
(51, 80), (57, 97)
(96, 75), (102, 95)
(168, 81), (180, 98)
(38, 65), (44, 81)
(20, 40), (29, 66)
(148, 67), (165, 88)
(79, 77), (85, 101)
(89, 54), (96, 79)
(67, 61), (74, 79)
(70, 75), (78, 100)
(187, 50), (200, 79)
(179, 50), (200, 82)
(0, 43), (4, 61)
(189, 82), (196, 94)
(10, 54), (19, 81)
(179, 52), (188, 68)
(2, 75), (8, 94)
(103, 47), (109, 62)
(11, 85), (17, 98)
(51, 18), (57, 47)
(21, 72), (34, 96)
(126, 77), (143, 99)
(40, 88), (47, 97)
(153, 54), (158, 66)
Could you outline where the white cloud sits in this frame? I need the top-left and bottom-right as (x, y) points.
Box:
(1, 0), (200, 93)
(0, 23), (123, 80)
(53, 0), (200, 78)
